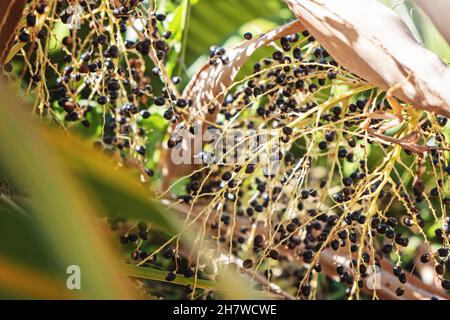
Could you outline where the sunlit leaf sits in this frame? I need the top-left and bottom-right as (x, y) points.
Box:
(285, 0), (450, 118)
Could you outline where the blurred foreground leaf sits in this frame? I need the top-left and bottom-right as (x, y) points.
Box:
(0, 81), (138, 299)
(125, 264), (220, 291)
(380, 0), (450, 61)
(186, 0), (283, 60)
(0, 80), (259, 299)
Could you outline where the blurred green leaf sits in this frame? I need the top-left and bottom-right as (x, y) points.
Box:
(185, 0), (288, 65)
(380, 0), (423, 43)
(380, 0), (450, 61)
(167, 0), (191, 77)
(0, 81), (137, 299)
(47, 130), (180, 234)
(408, 3), (450, 61)
(0, 80), (259, 299)
(125, 264), (220, 291)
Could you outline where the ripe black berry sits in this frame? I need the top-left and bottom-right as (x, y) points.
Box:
(293, 48), (302, 60)
(302, 250), (313, 263)
(242, 259), (253, 269)
(301, 284), (311, 296)
(3, 63), (13, 73)
(155, 96), (166, 106)
(156, 13), (166, 21)
(107, 45), (119, 58)
(318, 141), (328, 150)
(272, 51), (283, 61)
(437, 116), (448, 127)
(139, 231), (148, 240)
(437, 248), (448, 258)
(342, 177), (353, 187)
(128, 233), (138, 242)
(163, 248), (174, 259)
(120, 235), (128, 244)
(420, 253), (430, 263)
(140, 110), (151, 119)
(18, 31), (30, 42)
(176, 99), (188, 108)
(313, 47), (323, 58)
(243, 32), (253, 40)
(222, 171), (232, 181)
(282, 126), (292, 135)
(26, 13), (37, 26)
(245, 164), (255, 174)
(36, 3), (47, 14)
(165, 272), (176, 281)
(163, 109), (174, 120)
(97, 96), (107, 105)
(269, 250), (279, 260)
(395, 287), (404, 296)
(37, 29), (47, 40)
(435, 264), (444, 275)
(442, 280), (450, 290)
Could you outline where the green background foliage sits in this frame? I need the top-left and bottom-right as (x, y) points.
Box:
(1, 0), (449, 299)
